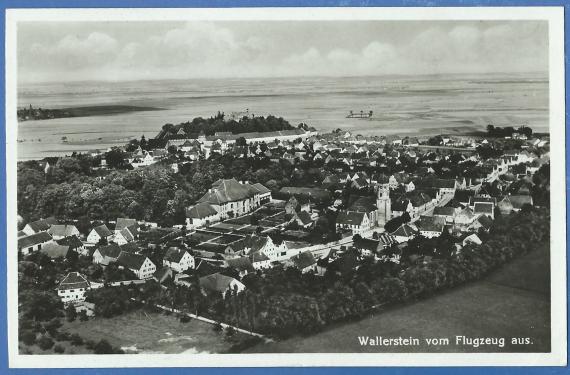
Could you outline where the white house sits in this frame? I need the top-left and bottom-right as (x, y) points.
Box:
(18, 232), (53, 255)
(199, 273), (245, 297)
(117, 251), (156, 279)
(57, 272), (90, 304)
(87, 224), (114, 244)
(48, 224), (80, 240)
(162, 247), (195, 273)
(335, 211), (371, 234)
(22, 217), (57, 236)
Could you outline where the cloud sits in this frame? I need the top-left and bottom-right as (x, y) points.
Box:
(17, 21), (548, 82)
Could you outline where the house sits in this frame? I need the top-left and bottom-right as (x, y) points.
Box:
(57, 272), (90, 304)
(294, 211), (314, 228)
(92, 244), (122, 266)
(163, 247), (195, 273)
(48, 224), (80, 240)
(87, 224), (113, 244)
(432, 206), (456, 223)
(353, 237), (383, 256)
(285, 252), (317, 273)
(117, 251), (156, 279)
(462, 233), (482, 246)
(498, 195), (533, 214)
(113, 225), (137, 245)
(115, 218), (139, 238)
(455, 207), (476, 227)
(336, 211), (371, 234)
(390, 224), (418, 243)
(473, 202), (495, 217)
(40, 242), (70, 259)
(250, 252), (271, 270)
(199, 272), (245, 297)
(225, 257), (255, 277)
(22, 217), (57, 236)
(56, 235), (87, 256)
(18, 232), (53, 255)
(416, 216), (445, 238)
(195, 179), (270, 220)
(153, 267), (174, 284)
(185, 202), (222, 229)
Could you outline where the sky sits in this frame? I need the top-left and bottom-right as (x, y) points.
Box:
(17, 20), (548, 83)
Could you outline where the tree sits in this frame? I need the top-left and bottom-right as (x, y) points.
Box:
(19, 330), (36, 346)
(104, 148), (127, 169)
(93, 339), (114, 354)
(236, 137), (247, 146)
(78, 310), (89, 322)
(37, 335), (54, 350)
(54, 344), (65, 353)
(70, 333), (83, 346)
(65, 305), (77, 322)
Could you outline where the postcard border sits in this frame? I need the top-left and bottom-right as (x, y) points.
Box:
(2, 2), (568, 372)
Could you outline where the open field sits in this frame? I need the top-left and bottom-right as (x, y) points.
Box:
(245, 244), (550, 353)
(59, 310), (247, 354)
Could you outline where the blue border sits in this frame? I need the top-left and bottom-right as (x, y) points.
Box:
(1, 1), (568, 374)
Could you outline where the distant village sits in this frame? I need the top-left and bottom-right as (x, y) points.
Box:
(17, 115), (550, 353)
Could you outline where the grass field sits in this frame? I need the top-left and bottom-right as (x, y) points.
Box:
(59, 311), (246, 354)
(245, 245), (550, 353)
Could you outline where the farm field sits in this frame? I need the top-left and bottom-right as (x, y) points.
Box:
(245, 243), (550, 353)
(59, 310), (247, 354)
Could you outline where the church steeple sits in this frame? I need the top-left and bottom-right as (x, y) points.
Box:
(377, 184), (391, 226)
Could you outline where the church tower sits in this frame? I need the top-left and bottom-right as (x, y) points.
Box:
(377, 184), (392, 226)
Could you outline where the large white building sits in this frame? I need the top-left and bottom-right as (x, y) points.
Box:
(57, 272), (90, 304)
(186, 179), (271, 229)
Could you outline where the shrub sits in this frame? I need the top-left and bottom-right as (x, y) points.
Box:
(93, 339), (114, 354)
(70, 333), (84, 346)
(179, 315), (191, 323)
(19, 330), (36, 346)
(37, 335), (54, 350)
(65, 305), (77, 322)
(213, 323), (223, 332)
(54, 344), (65, 354)
(78, 310), (89, 322)
(225, 326), (236, 337)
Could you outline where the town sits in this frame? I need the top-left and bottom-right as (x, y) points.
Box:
(17, 113), (550, 354)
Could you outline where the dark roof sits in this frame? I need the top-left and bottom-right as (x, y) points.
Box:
(391, 224), (418, 238)
(153, 267), (173, 283)
(416, 216), (445, 233)
(226, 257), (255, 272)
(48, 224), (78, 237)
(199, 272), (239, 293)
(353, 238), (381, 252)
(163, 247), (189, 263)
(119, 242), (140, 253)
(347, 195), (377, 213)
(93, 224), (112, 237)
(26, 217), (56, 233)
(290, 252), (317, 269)
(117, 251), (150, 270)
(18, 232), (52, 249)
(97, 244), (122, 259)
(57, 272), (90, 290)
(199, 179), (254, 205)
(477, 214), (494, 229)
(56, 235), (83, 249)
(116, 218), (137, 231)
(506, 195), (533, 209)
(473, 202), (494, 215)
(336, 211), (366, 226)
(186, 202), (218, 219)
(251, 183), (271, 194)
(433, 206), (456, 217)
(40, 242), (70, 258)
(250, 252), (270, 263)
(296, 211), (313, 225)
